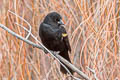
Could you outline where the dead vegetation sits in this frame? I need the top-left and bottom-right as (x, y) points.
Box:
(0, 0), (120, 80)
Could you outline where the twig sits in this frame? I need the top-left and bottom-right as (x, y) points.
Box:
(8, 10), (32, 39)
(86, 66), (98, 80)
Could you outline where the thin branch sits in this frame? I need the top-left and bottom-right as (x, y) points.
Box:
(8, 10), (32, 39)
(87, 66), (98, 80)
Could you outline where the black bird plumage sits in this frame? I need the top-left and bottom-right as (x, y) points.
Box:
(39, 12), (73, 74)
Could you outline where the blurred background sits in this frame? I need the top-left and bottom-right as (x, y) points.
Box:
(0, 0), (120, 80)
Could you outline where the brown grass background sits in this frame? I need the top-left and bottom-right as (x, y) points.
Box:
(0, 0), (120, 80)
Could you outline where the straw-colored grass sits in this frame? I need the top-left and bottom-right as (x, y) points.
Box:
(0, 0), (120, 80)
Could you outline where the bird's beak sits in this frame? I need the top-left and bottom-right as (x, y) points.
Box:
(58, 19), (64, 25)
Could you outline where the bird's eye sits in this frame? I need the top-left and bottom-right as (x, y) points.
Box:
(55, 18), (59, 22)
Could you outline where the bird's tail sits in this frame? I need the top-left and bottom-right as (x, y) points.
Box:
(59, 51), (73, 74)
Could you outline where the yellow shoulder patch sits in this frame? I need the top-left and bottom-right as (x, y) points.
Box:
(62, 33), (68, 37)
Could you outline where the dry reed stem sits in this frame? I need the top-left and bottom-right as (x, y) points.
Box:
(0, 0), (120, 80)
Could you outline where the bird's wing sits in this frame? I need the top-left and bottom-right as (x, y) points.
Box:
(39, 23), (71, 52)
(60, 26), (71, 52)
(39, 23), (57, 39)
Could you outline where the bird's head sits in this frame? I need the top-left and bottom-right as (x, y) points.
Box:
(43, 12), (64, 26)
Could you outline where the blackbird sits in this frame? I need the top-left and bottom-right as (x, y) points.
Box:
(39, 12), (73, 74)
